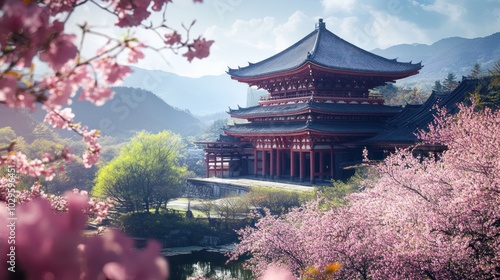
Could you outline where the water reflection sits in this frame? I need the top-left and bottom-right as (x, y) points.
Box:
(167, 250), (253, 280)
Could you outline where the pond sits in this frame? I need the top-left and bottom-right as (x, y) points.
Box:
(166, 250), (253, 280)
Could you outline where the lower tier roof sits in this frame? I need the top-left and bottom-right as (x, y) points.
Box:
(229, 101), (402, 119)
(224, 120), (383, 137)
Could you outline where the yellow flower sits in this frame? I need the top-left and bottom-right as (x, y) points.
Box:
(305, 266), (320, 276)
(324, 262), (341, 274)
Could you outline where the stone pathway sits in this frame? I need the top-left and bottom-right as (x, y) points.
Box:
(190, 177), (320, 192)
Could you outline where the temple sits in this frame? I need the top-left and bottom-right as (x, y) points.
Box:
(196, 19), (427, 183)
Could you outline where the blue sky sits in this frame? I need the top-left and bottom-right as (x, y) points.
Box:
(72, 0), (500, 77)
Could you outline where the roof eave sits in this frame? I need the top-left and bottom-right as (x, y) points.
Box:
(229, 61), (422, 82)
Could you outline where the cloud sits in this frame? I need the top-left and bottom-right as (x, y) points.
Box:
(272, 11), (308, 51)
(367, 10), (430, 49)
(226, 17), (275, 37)
(321, 0), (357, 13)
(322, 9), (430, 51)
(225, 17), (276, 50)
(412, 0), (467, 21)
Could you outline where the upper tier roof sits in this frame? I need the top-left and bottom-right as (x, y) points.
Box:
(227, 19), (422, 79)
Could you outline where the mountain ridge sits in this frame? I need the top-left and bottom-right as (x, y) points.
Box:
(0, 87), (204, 141)
(371, 32), (500, 85)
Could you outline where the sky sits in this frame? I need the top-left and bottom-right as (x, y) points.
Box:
(71, 0), (500, 78)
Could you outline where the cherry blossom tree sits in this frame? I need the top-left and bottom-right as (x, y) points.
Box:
(1, 0), (213, 279)
(232, 103), (500, 279)
(0, 0), (214, 179)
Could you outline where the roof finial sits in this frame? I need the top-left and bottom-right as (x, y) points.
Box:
(316, 18), (325, 30)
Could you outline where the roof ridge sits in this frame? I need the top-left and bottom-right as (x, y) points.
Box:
(308, 19), (324, 60)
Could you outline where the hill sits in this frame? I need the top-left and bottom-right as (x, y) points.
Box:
(0, 87), (204, 140)
(122, 66), (248, 116)
(372, 32), (500, 86)
(68, 87), (203, 137)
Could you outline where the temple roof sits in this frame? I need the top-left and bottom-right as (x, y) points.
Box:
(227, 19), (422, 79)
(366, 77), (486, 144)
(229, 101), (402, 119)
(224, 121), (382, 136)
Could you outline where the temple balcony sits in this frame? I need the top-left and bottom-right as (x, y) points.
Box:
(258, 92), (385, 106)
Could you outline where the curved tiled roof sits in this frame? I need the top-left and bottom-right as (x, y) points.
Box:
(224, 121), (383, 136)
(367, 78), (486, 143)
(229, 102), (402, 118)
(228, 19), (422, 79)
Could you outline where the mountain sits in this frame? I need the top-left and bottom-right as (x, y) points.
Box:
(0, 87), (204, 140)
(372, 32), (500, 86)
(122, 67), (248, 116)
(68, 87), (204, 137)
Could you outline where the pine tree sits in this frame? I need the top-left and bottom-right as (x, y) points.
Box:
(433, 80), (443, 91)
(443, 72), (458, 91)
(469, 62), (483, 78)
(488, 59), (500, 76)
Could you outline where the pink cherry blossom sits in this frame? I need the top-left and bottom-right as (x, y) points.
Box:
(127, 42), (146, 63)
(260, 265), (296, 280)
(44, 108), (75, 130)
(152, 0), (171, 11)
(39, 33), (78, 71)
(113, 0), (152, 27)
(233, 103), (500, 279)
(0, 0), (49, 67)
(81, 127), (101, 168)
(183, 37), (215, 62)
(0, 75), (18, 106)
(44, 0), (76, 15)
(164, 31), (182, 45)
(42, 74), (78, 107)
(0, 191), (166, 280)
(79, 86), (114, 106)
(83, 230), (168, 280)
(92, 58), (132, 85)
(13, 194), (88, 279)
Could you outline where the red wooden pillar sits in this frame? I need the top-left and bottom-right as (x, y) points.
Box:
(254, 149), (258, 176)
(310, 150), (315, 183)
(276, 149), (282, 178)
(290, 150), (295, 180)
(222, 155), (225, 178)
(330, 148), (335, 179)
(206, 154), (210, 178)
(214, 155), (218, 177)
(270, 149), (275, 178)
(319, 151), (324, 180)
(262, 150), (268, 178)
(299, 151), (305, 182)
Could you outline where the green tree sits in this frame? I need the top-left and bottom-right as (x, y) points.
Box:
(469, 62), (483, 78)
(489, 59), (500, 76)
(315, 165), (376, 207)
(433, 80), (443, 91)
(244, 187), (303, 215)
(0, 127), (16, 144)
(469, 59), (500, 110)
(443, 72), (458, 91)
(197, 118), (228, 141)
(372, 83), (400, 105)
(405, 87), (426, 105)
(93, 131), (188, 213)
